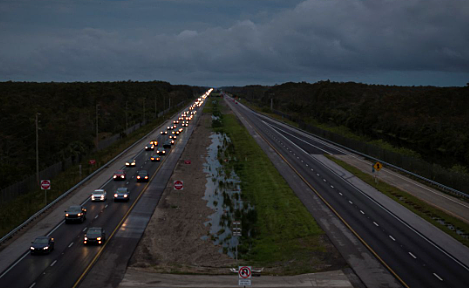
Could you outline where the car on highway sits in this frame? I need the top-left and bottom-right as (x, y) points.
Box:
(178, 128), (183, 133)
(91, 189), (107, 201)
(125, 159), (136, 167)
(167, 126), (173, 130)
(113, 170), (126, 180)
(175, 130), (180, 135)
(30, 236), (54, 254)
(163, 141), (172, 149)
(136, 170), (149, 182)
(65, 205), (87, 223)
(149, 140), (158, 146)
(144, 143), (155, 150)
(84, 227), (106, 245)
(170, 139), (175, 145)
(114, 187), (130, 201)
(173, 120), (179, 124)
(160, 130), (168, 135)
(156, 147), (166, 155)
(150, 154), (161, 162)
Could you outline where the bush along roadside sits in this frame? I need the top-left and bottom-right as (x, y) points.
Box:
(0, 102), (191, 241)
(204, 98), (347, 274)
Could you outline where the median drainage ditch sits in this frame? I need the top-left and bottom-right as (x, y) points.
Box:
(201, 132), (255, 259)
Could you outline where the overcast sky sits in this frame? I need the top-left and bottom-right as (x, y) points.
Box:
(1, 0), (468, 87)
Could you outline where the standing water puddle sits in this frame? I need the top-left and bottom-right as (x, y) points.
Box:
(201, 133), (253, 257)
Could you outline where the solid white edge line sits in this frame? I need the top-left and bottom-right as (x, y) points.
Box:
(68, 242), (74, 248)
(373, 222), (379, 227)
(433, 273), (443, 281)
(389, 235), (396, 241)
(29, 282), (36, 288)
(408, 252), (416, 259)
(0, 252), (29, 279)
(50, 260), (57, 267)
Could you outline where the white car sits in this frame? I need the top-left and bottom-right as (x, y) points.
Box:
(91, 189), (107, 202)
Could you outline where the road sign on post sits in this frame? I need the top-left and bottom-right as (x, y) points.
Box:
(174, 180), (184, 190)
(40, 180), (51, 190)
(239, 266), (251, 279)
(373, 162), (383, 171)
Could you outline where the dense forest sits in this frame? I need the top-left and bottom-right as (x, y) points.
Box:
(0, 81), (205, 189)
(224, 81), (469, 172)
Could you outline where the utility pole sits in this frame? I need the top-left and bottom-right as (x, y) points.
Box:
(143, 98), (146, 124)
(154, 95), (157, 118)
(36, 113), (41, 184)
(125, 101), (128, 133)
(96, 104), (99, 150)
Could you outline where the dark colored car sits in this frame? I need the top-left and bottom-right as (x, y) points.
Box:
(136, 170), (149, 182)
(125, 159), (136, 167)
(113, 170), (126, 180)
(144, 143), (155, 151)
(149, 140), (158, 146)
(156, 147), (167, 155)
(150, 154), (161, 162)
(30, 236), (54, 254)
(163, 141), (172, 149)
(84, 227), (106, 245)
(114, 187), (130, 201)
(160, 131), (168, 135)
(65, 205), (87, 223)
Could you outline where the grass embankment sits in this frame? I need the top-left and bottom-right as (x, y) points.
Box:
(326, 155), (469, 247)
(0, 104), (190, 240)
(205, 98), (341, 274)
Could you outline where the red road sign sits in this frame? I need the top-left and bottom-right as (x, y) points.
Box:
(89, 159), (96, 165)
(239, 266), (251, 279)
(41, 180), (51, 190)
(174, 180), (183, 190)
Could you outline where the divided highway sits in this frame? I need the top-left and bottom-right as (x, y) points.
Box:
(0, 91), (211, 288)
(225, 96), (469, 288)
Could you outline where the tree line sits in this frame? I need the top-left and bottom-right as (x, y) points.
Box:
(0, 81), (205, 189)
(223, 81), (469, 173)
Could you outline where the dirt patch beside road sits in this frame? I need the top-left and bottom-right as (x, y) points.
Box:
(130, 112), (237, 274)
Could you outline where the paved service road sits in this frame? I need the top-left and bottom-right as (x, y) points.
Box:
(225, 95), (469, 288)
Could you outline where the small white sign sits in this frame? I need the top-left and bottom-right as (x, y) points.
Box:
(239, 279), (251, 286)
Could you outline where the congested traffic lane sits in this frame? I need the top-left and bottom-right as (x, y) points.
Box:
(225, 96), (469, 288)
(0, 93), (208, 288)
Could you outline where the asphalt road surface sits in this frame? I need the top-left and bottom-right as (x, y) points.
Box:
(0, 95), (207, 288)
(225, 96), (469, 288)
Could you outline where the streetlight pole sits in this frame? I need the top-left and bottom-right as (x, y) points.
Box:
(36, 112), (41, 185)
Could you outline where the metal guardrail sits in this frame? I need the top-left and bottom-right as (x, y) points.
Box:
(231, 95), (469, 200)
(0, 102), (189, 245)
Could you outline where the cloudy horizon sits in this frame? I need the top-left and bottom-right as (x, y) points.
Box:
(1, 0), (468, 87)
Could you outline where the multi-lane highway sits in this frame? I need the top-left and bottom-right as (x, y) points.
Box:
(0, 91), (211, 288)
(224, 95), (469, 288)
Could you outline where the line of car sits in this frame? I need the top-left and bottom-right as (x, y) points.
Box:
(29, 93), (209, 253)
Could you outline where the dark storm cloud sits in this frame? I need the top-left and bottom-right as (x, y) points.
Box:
(0, 0), (468, 86)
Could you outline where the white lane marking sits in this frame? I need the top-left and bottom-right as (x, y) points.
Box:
(373, 222), (379, 227)
(360, 210), (365, 215)
(105, 204), (108, 208)
(349, 201), (353, 205)
(29, 283), (36, 288)
(306, 164), (308, 167)
(331, 185), (334, 189)
(95, 215), (99, 219)
(409, 252), (417, 259)
(339, 193), (343, 196)
(311, 168), (314, 171)
(50, 260), (57, 267)
(308, 153), (469, 272)
(323, 179), (327, 182)
(433, 273), (443, 281)
(83, 227), (87, 232)
(68, 242), (74, 248)
(0, 251), (29, 279)
(389, 235), (396, 241)
(316, 173), (320, 176)
(46, 221), (64, 236)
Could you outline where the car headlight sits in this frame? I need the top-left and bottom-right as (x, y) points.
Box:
(30, 247), (35, 250)
(65, 213), (69, 217)
(113, 175), (117, 178)
(84, 237), (88, 240)
(77, 213), (82, 217)
(97, 237), (102, 241)
(126, 162), (129, 165)
(43, 247), (49, 250)
(132, 163), (135, 165)
(114, 194), (118, 197)
(137, 176), (141, 179)
(145, 176), (148, 179)
(124, 194), (128, 198)
(121, 175), (125, 178)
